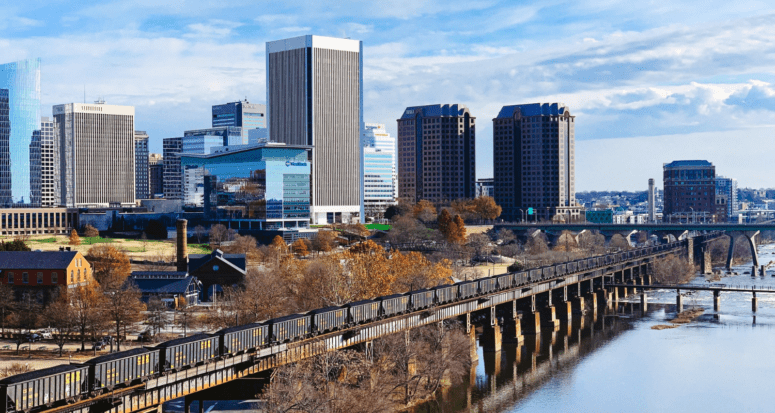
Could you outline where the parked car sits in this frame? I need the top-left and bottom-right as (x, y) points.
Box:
(38, 330), (53, 339)
(137, 330), (155, 342)
(23, 333), (42, 343)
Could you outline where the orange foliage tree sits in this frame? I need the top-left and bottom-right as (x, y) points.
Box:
(86, 245), (131, 285)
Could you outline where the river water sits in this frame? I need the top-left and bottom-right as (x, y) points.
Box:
(421, 243), (775, 413)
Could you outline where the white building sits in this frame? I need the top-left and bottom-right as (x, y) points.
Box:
(53, 102), (135, 208)
(267, 35), (363, 224)
(39, 117), (58, 207)
(362, 123), (396, 217)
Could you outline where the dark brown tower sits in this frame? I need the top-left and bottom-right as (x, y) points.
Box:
(176, 219), (188, 272)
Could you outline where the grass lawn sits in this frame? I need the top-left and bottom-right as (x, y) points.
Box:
(365, 223), (391, 231)
(30, 237), (57, 243)
(81, 236), (115, 245)
(188, 244), (211, 254)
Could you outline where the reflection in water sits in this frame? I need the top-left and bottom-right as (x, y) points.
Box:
(418, 243), (775, 413)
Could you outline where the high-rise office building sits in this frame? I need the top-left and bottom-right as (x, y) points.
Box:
(493, 103), (581, 222)
(53, 102), (135, 208)
(662, 160), (716, 222)
(267, 35), (363, 224)
(362, 123), (396, 217)
(149, 153), (163, 198)
(134, 131), (149, 200)
(39, 117), (58, 207)
(212, 100), (266, 144)
(163, 138), (183, 199)
(715, 176), (738, 219)
(397, 104), (476, 204)
(0, 59), (41, 206)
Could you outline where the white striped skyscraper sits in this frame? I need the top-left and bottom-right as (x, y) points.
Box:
(267, 35), (363, 224)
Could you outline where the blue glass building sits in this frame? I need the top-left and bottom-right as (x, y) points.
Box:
(212, 100), (266, 144)
(0, 59), (41, 206)
(180, 144), (311, 229)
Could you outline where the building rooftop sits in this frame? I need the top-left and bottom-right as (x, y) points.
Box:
(495, 103), (569, 119)
(128, 274), (198, 295)
(664, 160), (713, 168)
(0, 251), (79, 270)
(399, 104), (472, 119)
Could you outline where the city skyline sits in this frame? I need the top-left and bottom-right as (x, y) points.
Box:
(1, 2), (774, 191)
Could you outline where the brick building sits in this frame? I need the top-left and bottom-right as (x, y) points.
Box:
(0, 250), (92, 301)
(663, 160), (717, 222)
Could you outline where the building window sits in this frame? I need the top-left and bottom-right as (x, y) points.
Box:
(71, 270), (74, 283)
(78, 269), (81, 281)
(52, 272), (58, 284)
(7, 272), (13, 283)
(37, 272), (43, 284)
(22, 272), (28, 284)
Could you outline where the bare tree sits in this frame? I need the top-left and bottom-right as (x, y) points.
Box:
(194, 225), (206, 244)
(0, 282), (14, 337)
(146, 297), (168, 336)
(652, 254), (697, 284)
(103, 274), (146, 351)
(43, 289), (77, 356)
(70, 283), (108, 351)
(209, 224), (228, 248)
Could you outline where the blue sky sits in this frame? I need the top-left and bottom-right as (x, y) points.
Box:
(3, 0), (775, 191)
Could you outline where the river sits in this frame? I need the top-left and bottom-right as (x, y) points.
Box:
(419, 243), (775, 413)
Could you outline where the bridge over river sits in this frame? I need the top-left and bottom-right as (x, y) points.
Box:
(29, 234), (721, 413)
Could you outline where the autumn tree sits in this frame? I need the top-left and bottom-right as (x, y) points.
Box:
(69, 229), (81, 246)
(472, 196), (502, 221)
(83, 224), (99, 238)
(412, 200), (437, 223)
(271, 235), (287, 251)
(43, 289), (77, 356)
(349, 240), (383, 255)
(70, 283), (107, 350)
(0, 282), (14, 336)
(104, 275), (145, 351)
(87, 245), (131, 285)
(451, 214), (467, 244)
(292, 238), (310, 256)
(438, 209), (453, 240)
(312, 230), (337, 254)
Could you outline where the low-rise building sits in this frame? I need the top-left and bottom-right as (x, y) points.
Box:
(0, 250), (92, 302)
(187, 250), (246, 301)
(128, 271), (201, 307)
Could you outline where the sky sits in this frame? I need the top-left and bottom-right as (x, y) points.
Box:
(2, 0), (775, 191)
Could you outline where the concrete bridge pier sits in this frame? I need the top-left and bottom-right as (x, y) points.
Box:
(641, 292), (648, 312)
(752, 292), (758, 313)
(676, 291), (684, 313)
(541, 306), (560, 331)
(482, 307), (502, 352)
(751, 265), (758, 277)
(713, 290), (721, 312)
(467, 316), (478, 363)
(503, 301), (524, 345)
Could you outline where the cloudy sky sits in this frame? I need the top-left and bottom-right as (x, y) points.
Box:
(3, 0), (775, 191)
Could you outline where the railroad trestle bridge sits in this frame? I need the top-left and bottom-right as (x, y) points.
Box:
(30, 234), (722, 413)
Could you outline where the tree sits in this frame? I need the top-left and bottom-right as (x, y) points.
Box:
(412, 200), (437, 223)
(43, 289), (77, 356)
(103, 274), (145, 351)
(0, 282), (14, 336)
(312, 230), (337, 254)
(146, 297), (168, 336)
(452, 215), (467, 244)
(525, 235), (548, 255)
(271, 235), (287, 251)
(384, 201), (412, 220)
(0, 239), (30, 251)
(87, 245), (131, 285)
(83, 224), (99, 238)
(209, 224), (228, 248)
(292, 238), (309, 256)
(467, 233), (491, 258)
(652, 254), (696, 284)
(437, 209), (453, 240)
(471, 196), (502, 221)
(387, 215), (432, 246)
(194, 225), (206, 244)
(349, 240), (383, 255)
(70, 283), (107, 350)
(140, 232), (148, 252)
(69, 229), (81, 246)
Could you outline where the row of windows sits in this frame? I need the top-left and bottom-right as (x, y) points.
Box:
(5, 270), (83, 285)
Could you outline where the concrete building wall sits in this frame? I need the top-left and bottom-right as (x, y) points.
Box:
(53, 102), (135, 208)
(267, 35), (363, 224)
(0, 207), (78, 235)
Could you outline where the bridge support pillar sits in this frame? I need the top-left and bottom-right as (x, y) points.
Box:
(503, 318), (524, 345)
(726, 234), (736, 270)
(612, 286), (619, 302)
(557, 300), (572, 323)
(641, 292), (648, 312)
(676, 292), (683, 313)
(713, 290), (721, 312)
(745, 231), (760, 268)
(541, 306), (560, 331)
(482, 320), (502, 353)
(468, 323), (478, 362)
(523, 310), (541, 335)
(573, 296), (585, 315)
(702, 247), (712, 275)
(751, 265), (758, 277)
(752, 292), (758, 313)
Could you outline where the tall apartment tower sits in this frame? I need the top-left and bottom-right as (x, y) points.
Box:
(0, 59), (41, 206)
(39, 117), (58, 207)
(493, 103), (580, 222)
(267, 35), (363, 224)
(648, 178), (656, 223)
(212, 100), (266, 144)
(134, 131), (149, 200)
(662, 160), (716, 222)
(362, 123), (397, 216)
(715, 176), (738, 219)
(397, 104), (476, 204)
(53, 102), (135, 207)
(163, 138), (183, 199)
(149, 153), (163, 198)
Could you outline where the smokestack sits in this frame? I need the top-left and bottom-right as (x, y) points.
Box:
(176, 219), (188, 272)
(648, 179), (656, 223)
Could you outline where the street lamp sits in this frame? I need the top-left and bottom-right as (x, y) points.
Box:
(689, 207), (694, 224)
(519, 209), (525, 223)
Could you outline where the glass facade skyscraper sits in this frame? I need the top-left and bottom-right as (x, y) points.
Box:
(212, 100), (266, 144)
(362, 123), (396, 217)
(0, 59), (41, 206)
(135, 131), (149, 200)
